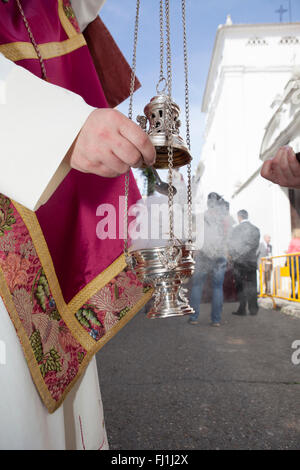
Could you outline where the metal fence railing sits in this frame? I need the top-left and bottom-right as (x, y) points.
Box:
(259, 252), (300, 303)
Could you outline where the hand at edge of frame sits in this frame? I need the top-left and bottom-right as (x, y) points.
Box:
(261, 146), (300, 189)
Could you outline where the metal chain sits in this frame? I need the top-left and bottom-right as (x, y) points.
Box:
(159, 0), (164, 82)
(127, 0), (140, 122)
(156, 0), (167, 94)
(16, 0), (48, 80)
(124, 0), (141, 259)
(165, 0), (172, 98)
(181, 0), (193, 243)
(165, 0), (175, 246)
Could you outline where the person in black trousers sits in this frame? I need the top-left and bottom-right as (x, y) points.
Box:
(228, 210), (260, 316)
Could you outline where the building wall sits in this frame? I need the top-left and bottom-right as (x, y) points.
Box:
(196, 23), (300, 253)
(199, 67), (290, 200)
(231, 174), (291, 256)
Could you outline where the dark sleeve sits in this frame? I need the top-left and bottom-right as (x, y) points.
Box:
(83, 16), (141, 108)
(227, 226), (242, 259)
(244, 226), (260, 254)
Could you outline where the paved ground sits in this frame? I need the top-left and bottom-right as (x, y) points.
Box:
(96, 300), (300, 450)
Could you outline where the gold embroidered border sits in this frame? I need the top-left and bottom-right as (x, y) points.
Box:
(0, 263), (152, 413)
(0, 269), (57, 412)
(55, 287), (153, 413)
(5, 200), (153, 413)
(0, 34), (86, 62)
(57, 0), (78, 38)
(0, 0), (85, 63)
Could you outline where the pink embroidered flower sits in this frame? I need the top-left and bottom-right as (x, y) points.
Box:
(115, 270), (142, 289)
(124, 284), (144, 307)
(58, 322), (81, 353)
(126, 270), (139, 283)
(45, 358), (80, 401)
(13, 288), (33, 337)
(33, 313), (60, 352)
(44, 371), (62, 401)
(0, 253), (30, 291)
(91, 286), (129, 314)
(103, 310), (119, 332)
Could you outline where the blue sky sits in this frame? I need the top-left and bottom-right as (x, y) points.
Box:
(100, 0), (300, 177)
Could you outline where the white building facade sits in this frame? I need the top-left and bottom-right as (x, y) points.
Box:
(195, 19), (300, 255)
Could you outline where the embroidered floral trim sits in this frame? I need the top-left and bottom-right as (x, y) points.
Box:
(63, 0), (81, 33)
(0, 198), (86, 402)
(0, 196), (151, 408)
(0, 194), (16, 237)
(75, 271), (151, 341)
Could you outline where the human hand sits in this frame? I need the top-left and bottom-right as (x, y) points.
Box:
(261, 146), (300, 188)
(69, 108), (156, 177)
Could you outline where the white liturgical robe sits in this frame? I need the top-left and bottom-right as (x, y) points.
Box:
(0, 0), (109, 451)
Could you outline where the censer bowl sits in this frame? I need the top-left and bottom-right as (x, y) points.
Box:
(129, 244), (195, 319)
(141, 132), (192, 169)
(151, 146), (192, 169)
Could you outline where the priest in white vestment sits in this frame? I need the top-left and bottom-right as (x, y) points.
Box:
(0, 0), (155, 450)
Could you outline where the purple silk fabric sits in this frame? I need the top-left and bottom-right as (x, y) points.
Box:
(0, 0), (141, 302)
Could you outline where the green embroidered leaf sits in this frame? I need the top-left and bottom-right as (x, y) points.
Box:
(38, 273), (50, 297)
(82, 308), (101, 326)
(0, 196), (16, 235)
(30, 330), (44, 363)
(0, 210), (5, 224)
(34, 271), (50, 311)
(40, 349), (61, 377)
(49, 309), (61, 321)
(77, 351), (85, 364)
(49, 348), (60, 361)
(40, 363), (46, 378)
(75, 310), (91, 329)
(35, 285), (47, 311)
(76, 307), (102, 329)
(119, 306), (130, 319)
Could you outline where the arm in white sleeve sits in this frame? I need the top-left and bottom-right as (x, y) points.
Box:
(0, 53), (95, 211)
(71, 0), (106, 32)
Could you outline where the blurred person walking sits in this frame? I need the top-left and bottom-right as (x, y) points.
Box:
(188, 192), (228, 327)
(228, 210), (260, 316)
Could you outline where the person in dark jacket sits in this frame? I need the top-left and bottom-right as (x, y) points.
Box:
(228, 210), (260, 316)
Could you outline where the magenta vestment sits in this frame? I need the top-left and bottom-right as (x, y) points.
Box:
(0, 0), (141, 303)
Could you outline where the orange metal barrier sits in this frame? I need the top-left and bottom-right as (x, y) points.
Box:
(259, 252), (300, 302)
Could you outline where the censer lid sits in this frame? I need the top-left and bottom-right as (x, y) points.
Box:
(143, 93), (180, 115)
(138, 93), (192, 169)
